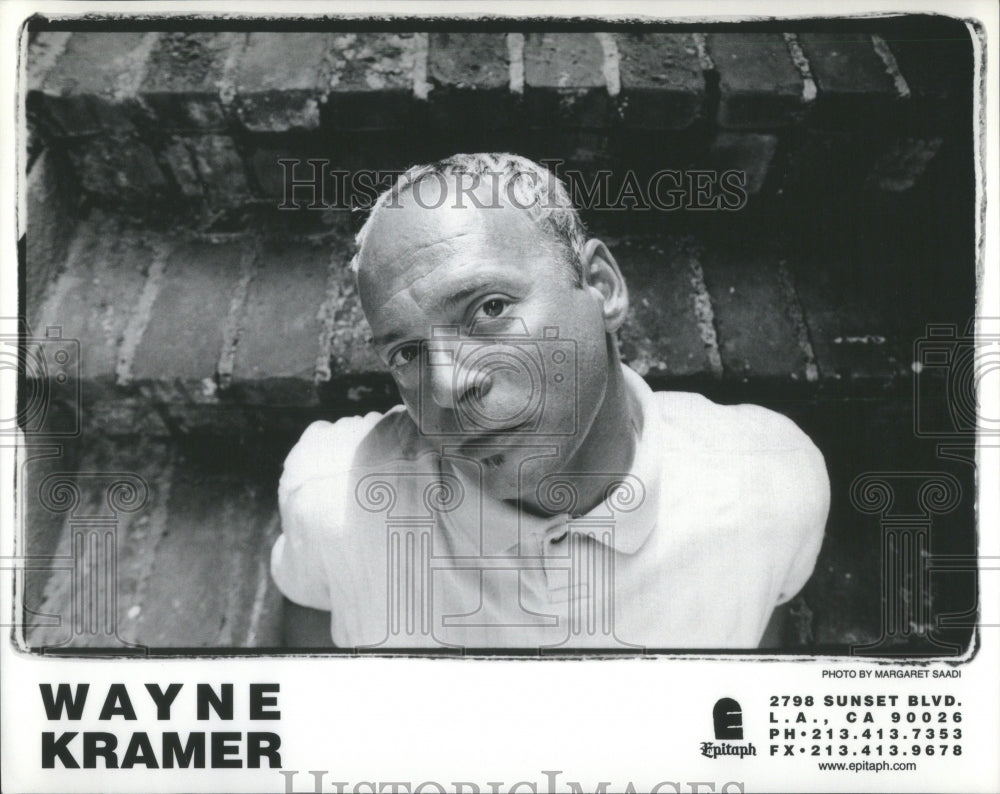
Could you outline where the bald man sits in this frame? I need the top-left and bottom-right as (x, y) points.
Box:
(271, 154), (829, 650)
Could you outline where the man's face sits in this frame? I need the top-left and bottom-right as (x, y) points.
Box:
(356, 184), (612, 501)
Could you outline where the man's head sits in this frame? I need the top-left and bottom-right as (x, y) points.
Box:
(353, 154), (630, 504)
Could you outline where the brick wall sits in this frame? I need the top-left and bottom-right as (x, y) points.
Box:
(26, 23), (968, 217)
(17, 20), (979, 653)
(22, 20), (975, 437)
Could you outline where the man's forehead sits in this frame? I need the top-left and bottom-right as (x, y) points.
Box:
(357, 186), (546, 285)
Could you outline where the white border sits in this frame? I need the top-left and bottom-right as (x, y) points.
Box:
(2, 2), (998, 792)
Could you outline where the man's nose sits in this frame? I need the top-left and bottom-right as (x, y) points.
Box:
(427, 349), (491, 410)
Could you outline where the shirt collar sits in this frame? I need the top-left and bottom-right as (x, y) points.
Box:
(439, 364), (663, 557)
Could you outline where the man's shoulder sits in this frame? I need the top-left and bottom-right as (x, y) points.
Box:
(649, 390), (829, 512)
(651, 389), (819, 456)
(648, 390), (829, 580)
(279, 406), (423, 497)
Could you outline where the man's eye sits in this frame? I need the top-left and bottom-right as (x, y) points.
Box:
(478, 298), (508, 318)
(389, 345), (419, 368)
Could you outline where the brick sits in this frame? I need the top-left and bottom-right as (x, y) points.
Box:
(65, 134), (168, 202)
(250, 137), (415, 208)
(251, 146), (300, 203)
(865, 137), (942, 193)
(162, 135), (250, 202)
(130, 466), (280, 647)
(524, 33), (611, 127)
(788, 252), (910, 383)
(250, 141), (331, 204)
(139, 31), (245, 130)
(25, 438), (173, 649)
(25, 149), (77, 317)
(26, 31), (72, 90)
(26, 33), (73, 151)
(427, 32), (511, 127)
(617, 33), (704, 129)
(531, 129), (613, 172)
(428, 32), (508, 90)
(232, 238), (330, 405)
(131, 238), (245, 383)
(84, 393), (170, 437)
(706, 132), (779, 196)
(700, 239), (814, 383)
(781, 129), (880, 199)
(33, 214), (167, 382)
(162, 139), (203, 198)
(615, 237), (716, 381)
(325, 33), (420, 130)
(706, 33), (803, 129)
(234, 33), (332, 132)
(885, 28), (970, 133)
(796, 33), (899, 129)
(28, 32), (160, 136)
(27, 213), (175, 435)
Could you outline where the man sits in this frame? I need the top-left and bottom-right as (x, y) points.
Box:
(271, 153), (829, 650)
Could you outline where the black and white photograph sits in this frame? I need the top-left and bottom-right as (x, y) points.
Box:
(2, 2), (998, 792)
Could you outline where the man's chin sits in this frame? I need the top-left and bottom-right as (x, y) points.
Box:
(475, 447), (565, 508)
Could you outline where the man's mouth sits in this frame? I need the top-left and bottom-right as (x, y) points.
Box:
(457, 421), (533, 455)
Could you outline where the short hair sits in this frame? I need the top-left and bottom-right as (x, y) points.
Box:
(350, 153), (588, 282)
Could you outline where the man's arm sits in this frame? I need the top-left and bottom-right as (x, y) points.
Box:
(281, 597), (336, 648)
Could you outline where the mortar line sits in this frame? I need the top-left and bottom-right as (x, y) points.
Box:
(595, 33), (620, 97)
(776, 259), (820, 383)
(413, 32), (431, 100)
(686, 243), (724, 379)
(113, 32), (160, 101)
(783, 33), (818, 104)
(216, 236), (260, 389)
(217, 31), (248, 108)
(116, 238), (172, 386)
(691, 32), (715, 73)
(871, 34), (911, 100)
(26, 32), (72, 89)
(315, 247), (343, 383)
(507, 33), (525, 95)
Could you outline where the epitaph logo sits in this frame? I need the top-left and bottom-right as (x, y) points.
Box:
(714, 697), (744, 739)
(701, 697), (758, 759)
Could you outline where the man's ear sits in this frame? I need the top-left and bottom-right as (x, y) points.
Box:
(580, 238), (629, 332)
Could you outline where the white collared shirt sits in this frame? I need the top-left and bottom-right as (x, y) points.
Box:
(271, 365), (829, 649)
